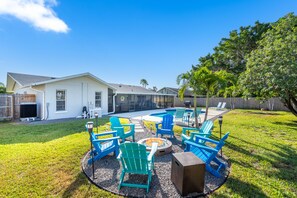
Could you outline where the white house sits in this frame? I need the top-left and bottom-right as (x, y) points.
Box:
(6, 72), (116, 120)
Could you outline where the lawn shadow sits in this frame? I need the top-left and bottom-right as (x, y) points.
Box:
(243, 110), (282, 116)
(272, 120), (297, 130)
(225, 177), (268, 197)
(62, 172), (91, 198)
(225, 136), (297, 192)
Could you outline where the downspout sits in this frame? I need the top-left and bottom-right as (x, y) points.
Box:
(108, 91), (117, 114)
(30, 86), (45, 120)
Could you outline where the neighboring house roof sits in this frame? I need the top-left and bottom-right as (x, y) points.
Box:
(8, 72), (55, 87)
(109, 83), (173, 95)
(7, 72), (116, 90)
(158, 87), (193, 96)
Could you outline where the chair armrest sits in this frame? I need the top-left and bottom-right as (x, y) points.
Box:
(182, 127), (201, 134)
(94, 131), (117, 137)
(194, 135), (219, 144)
(92, 136), (120, 143)
(185, 140), (218, 153)
(155, 122), (161, 129)
(147, 142), (158, 161)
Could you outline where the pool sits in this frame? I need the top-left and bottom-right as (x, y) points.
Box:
(150, 108), (205, 118)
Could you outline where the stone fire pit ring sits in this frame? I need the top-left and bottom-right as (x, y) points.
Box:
(137, 137), (172, 156)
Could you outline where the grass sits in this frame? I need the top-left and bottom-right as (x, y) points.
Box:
(0, 110), (296, 197)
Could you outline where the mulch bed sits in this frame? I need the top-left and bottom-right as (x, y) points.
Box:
(81, 130), (230, 197)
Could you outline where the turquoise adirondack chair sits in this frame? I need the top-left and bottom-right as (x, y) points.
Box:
(156, 114), (174, 138)
(183, 108), (202, 123)
(117, 142), (158, 192)
(185, 132), (230, 177)
(110, 116), (135, 142)
(181, 120), (214, 144)
(88, 130), (120, 164)
(174, 108), (186, 122)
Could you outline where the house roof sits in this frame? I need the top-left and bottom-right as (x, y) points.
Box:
(109, 83), (173, 95)
(159, 87), (193, 96)
(7, 72), (56, 87)
(7, 72), (117, 90)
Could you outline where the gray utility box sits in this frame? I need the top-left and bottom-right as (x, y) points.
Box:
(171, 152), (205, 196)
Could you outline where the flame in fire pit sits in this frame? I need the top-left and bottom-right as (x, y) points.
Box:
(145, 138), (164, 147)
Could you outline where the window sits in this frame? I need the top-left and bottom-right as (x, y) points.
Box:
(95, 92), (101, 108)
(56, 90), (66, 111)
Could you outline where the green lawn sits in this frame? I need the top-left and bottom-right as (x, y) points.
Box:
(0, 110), (296, 197)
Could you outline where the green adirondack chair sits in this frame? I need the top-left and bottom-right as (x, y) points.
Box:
(181, 120), (214, 144)
(117, 142), (158, 193)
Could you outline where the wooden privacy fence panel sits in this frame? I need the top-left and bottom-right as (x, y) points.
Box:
(0, 94), (36, 120)
(0, 94), (13, 119)
(13, 94), (36, 119)
(174, 97), (288, 111)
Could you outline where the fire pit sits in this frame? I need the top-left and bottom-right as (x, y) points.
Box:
(138, 137), (172, 156)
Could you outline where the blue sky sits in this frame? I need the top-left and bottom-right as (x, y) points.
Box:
(1, 0), (297, 89)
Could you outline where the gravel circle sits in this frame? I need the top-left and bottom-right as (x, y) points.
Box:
(81, 130), (231, 197)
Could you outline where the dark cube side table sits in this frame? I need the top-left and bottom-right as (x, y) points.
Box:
(171, 152), (205, 196)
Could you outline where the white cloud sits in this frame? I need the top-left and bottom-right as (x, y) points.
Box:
(0, 0), (69, 33)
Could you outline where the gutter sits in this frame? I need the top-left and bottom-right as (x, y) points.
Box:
(30, 86), (46, 120)
(108, 92), (117, 114)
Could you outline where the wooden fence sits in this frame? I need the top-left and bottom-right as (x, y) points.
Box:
(0, 94), (36, 120)
(174, 97), (288, 111)
(0, 94), (13, 119)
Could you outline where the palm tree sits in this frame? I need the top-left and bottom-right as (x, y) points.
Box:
(178, 66), (223, 124)
(193, 66), (223, 122)
(0, 82), (6, 93)
(177, 68), (201, 128)
(140, 79), (148, 88)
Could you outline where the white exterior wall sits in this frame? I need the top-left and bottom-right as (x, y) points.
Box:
(44, 76), (109, 120)
(15, 87), (44, 119)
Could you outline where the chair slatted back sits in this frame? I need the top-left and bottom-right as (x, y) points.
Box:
(119, 143), (148, 173)
(200, 120), (214, 135)
(110, 116), (121, 129)
(221, 102), (226, 109)
(191, 108), (201, 118)
(162, 114), (174, 130)
(217, 102), (222, 108)
(175, 109), (186, 119)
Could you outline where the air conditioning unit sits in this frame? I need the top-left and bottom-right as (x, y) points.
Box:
(20, 103), (37, 118)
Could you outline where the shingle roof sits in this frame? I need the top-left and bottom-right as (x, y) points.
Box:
(161, 87), (193, 96)
(109, 83), (161, 94)
(8, 72), (55, 86)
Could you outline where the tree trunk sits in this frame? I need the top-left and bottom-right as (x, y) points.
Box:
(193, 93), (199, 128)
(204, 92), (209, 122)
(284, 97), (297, 116)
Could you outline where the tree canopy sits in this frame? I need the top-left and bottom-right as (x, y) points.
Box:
(240, 13), (297, 116)
(0, 82), (6, 93)
(140, 79), (148, 88)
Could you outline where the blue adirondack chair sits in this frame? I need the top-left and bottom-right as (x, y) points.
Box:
(155, 114), (174, 138)
(88, 130), (120, 164)
(117, 142), (158, 192)
(181, 120), (214, 144)
(110, 116), (135, 142)
(184, 132), (230, 177)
